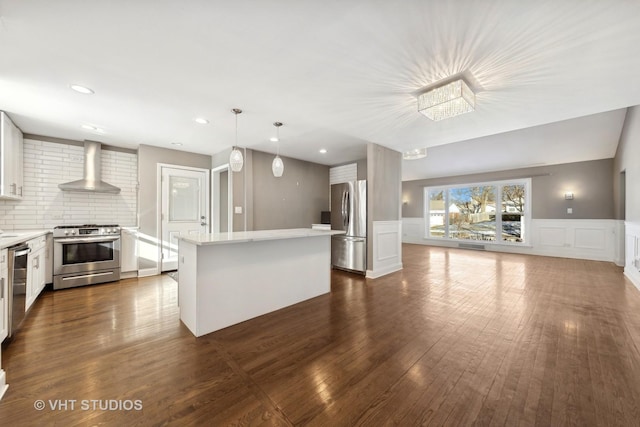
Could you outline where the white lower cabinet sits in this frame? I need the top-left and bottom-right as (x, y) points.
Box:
(26, 236), (46, 311)
(121, 228), (139, 276)
(0, 249), (8, 342)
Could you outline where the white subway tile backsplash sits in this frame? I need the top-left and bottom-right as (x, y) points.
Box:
(0, 138), (138, 230)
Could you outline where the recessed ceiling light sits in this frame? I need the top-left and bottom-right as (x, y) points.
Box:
(403, 148), (427, 160)
(70, 84), (94, 94)
(194, 118), (209, 124)
(319, 148), (327, 154)
(270, 137), (279, 142)
(171, 142), (183, 146)
(81, 124), (104, 133)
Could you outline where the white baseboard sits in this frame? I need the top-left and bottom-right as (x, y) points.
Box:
(120, 271), (138, 279)
(624, 221), (640, 291)
(137, 268), (158, 278)
(366, 263), (403, 279)
(625, 268), (640, 292)
(0, 369), (8, 400)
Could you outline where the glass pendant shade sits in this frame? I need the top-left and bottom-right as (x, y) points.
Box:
(271, 121), (284, 177)
(272, 155), (284, 177)
(229, 108), (243, 172)
(230, 147), (243, 172)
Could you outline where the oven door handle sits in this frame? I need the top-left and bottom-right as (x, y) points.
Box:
(56, 236), (120, 244)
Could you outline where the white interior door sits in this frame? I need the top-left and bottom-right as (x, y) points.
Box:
(160, 166), (209, 271)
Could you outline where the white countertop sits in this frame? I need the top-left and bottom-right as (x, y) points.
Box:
(178, 228), (345, 246)
(0, 230), (50, 250)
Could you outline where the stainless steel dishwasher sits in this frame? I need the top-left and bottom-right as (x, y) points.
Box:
(7, 243), (30, 340)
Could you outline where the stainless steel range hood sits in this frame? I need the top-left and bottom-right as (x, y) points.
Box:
(58, 141), (121, 194)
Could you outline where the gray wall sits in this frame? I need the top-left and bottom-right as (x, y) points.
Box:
(211, 147), (254, 231)
(138, 144), (212, 270)
(402, 158), (615, 220)
(220, 170), (228, 232)
(356, 158), (367, 180)
(251, 150), (329, 229)
(366, 143), (402, 270)
(614, 107), (640, 222)
(212, 148), (232, 168)
(231, 148), (253, 231)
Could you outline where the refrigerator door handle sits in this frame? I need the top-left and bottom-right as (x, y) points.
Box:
(345, 191), (350, 229)
(342, 191), (347, 228)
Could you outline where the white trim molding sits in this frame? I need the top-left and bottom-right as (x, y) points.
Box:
(403, 217), (624, 264)
(624, 221), (640, 291)
(0, 348), (7, 400)
(366, 220), (402, 279)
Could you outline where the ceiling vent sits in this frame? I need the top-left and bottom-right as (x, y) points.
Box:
(58, 141), (121, 194)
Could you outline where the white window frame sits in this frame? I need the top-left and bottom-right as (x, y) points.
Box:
(423, 178), (532, 246)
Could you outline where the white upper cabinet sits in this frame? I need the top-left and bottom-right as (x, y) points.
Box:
(0, 111), (24, 200)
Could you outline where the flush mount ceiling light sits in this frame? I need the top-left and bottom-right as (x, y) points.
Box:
(229, 108), (244, 172)
(70, 84), (94, 94)
(171, 142), (183, 146)
(417, 78), (475, 121)
(271, 122), (284, 178)
(194, 117), (209, 124)
(403, 148), (427, 160)
(319, 148), (327, 154)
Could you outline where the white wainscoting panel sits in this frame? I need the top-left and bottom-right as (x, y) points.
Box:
(402, 217), (425, 244)
(574, 228), (606, 250)
(367, 220), (402, 279)
(615, 220), (625, 266)
(538, 227), (566, 247)
(402, 218), (623, 264)
(624, 221), (640, 291)
(532, 219), (619, 262)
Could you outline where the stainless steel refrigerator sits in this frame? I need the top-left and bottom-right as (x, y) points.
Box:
(331, 180), (367, 273)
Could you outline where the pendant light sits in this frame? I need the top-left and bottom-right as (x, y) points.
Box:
(229, 108), (243, 172)
(271, 122), (284, 177)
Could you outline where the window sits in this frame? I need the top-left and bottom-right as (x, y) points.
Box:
(428, 189), (446, 238)
(424, 179), (530, 244)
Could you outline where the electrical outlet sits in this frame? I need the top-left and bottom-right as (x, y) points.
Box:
(567, 208), (573, 214)
(234, 206), (243, 214)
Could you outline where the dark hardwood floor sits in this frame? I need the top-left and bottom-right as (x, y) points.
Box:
(1, 244), (640, 426)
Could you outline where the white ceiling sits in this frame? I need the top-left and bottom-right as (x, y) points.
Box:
(0, 1), (639, 180)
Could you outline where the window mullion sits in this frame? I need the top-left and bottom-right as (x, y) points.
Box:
(444, 189), (450, 239)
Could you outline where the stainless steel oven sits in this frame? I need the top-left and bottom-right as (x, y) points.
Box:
(53, 224), (121, 290)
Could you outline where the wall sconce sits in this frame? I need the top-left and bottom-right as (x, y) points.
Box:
(564, 192), (574, 200)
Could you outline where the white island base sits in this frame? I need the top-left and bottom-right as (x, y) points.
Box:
(178, 229), (343, 337)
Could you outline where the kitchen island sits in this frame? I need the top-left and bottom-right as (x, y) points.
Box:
(177, 228), (343, 337)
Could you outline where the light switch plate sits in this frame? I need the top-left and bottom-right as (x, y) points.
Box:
(234, 206), (243, 214)
(567, 208), (573, 214)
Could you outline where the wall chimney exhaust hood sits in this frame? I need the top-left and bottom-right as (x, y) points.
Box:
(58, 141), (121, 194)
